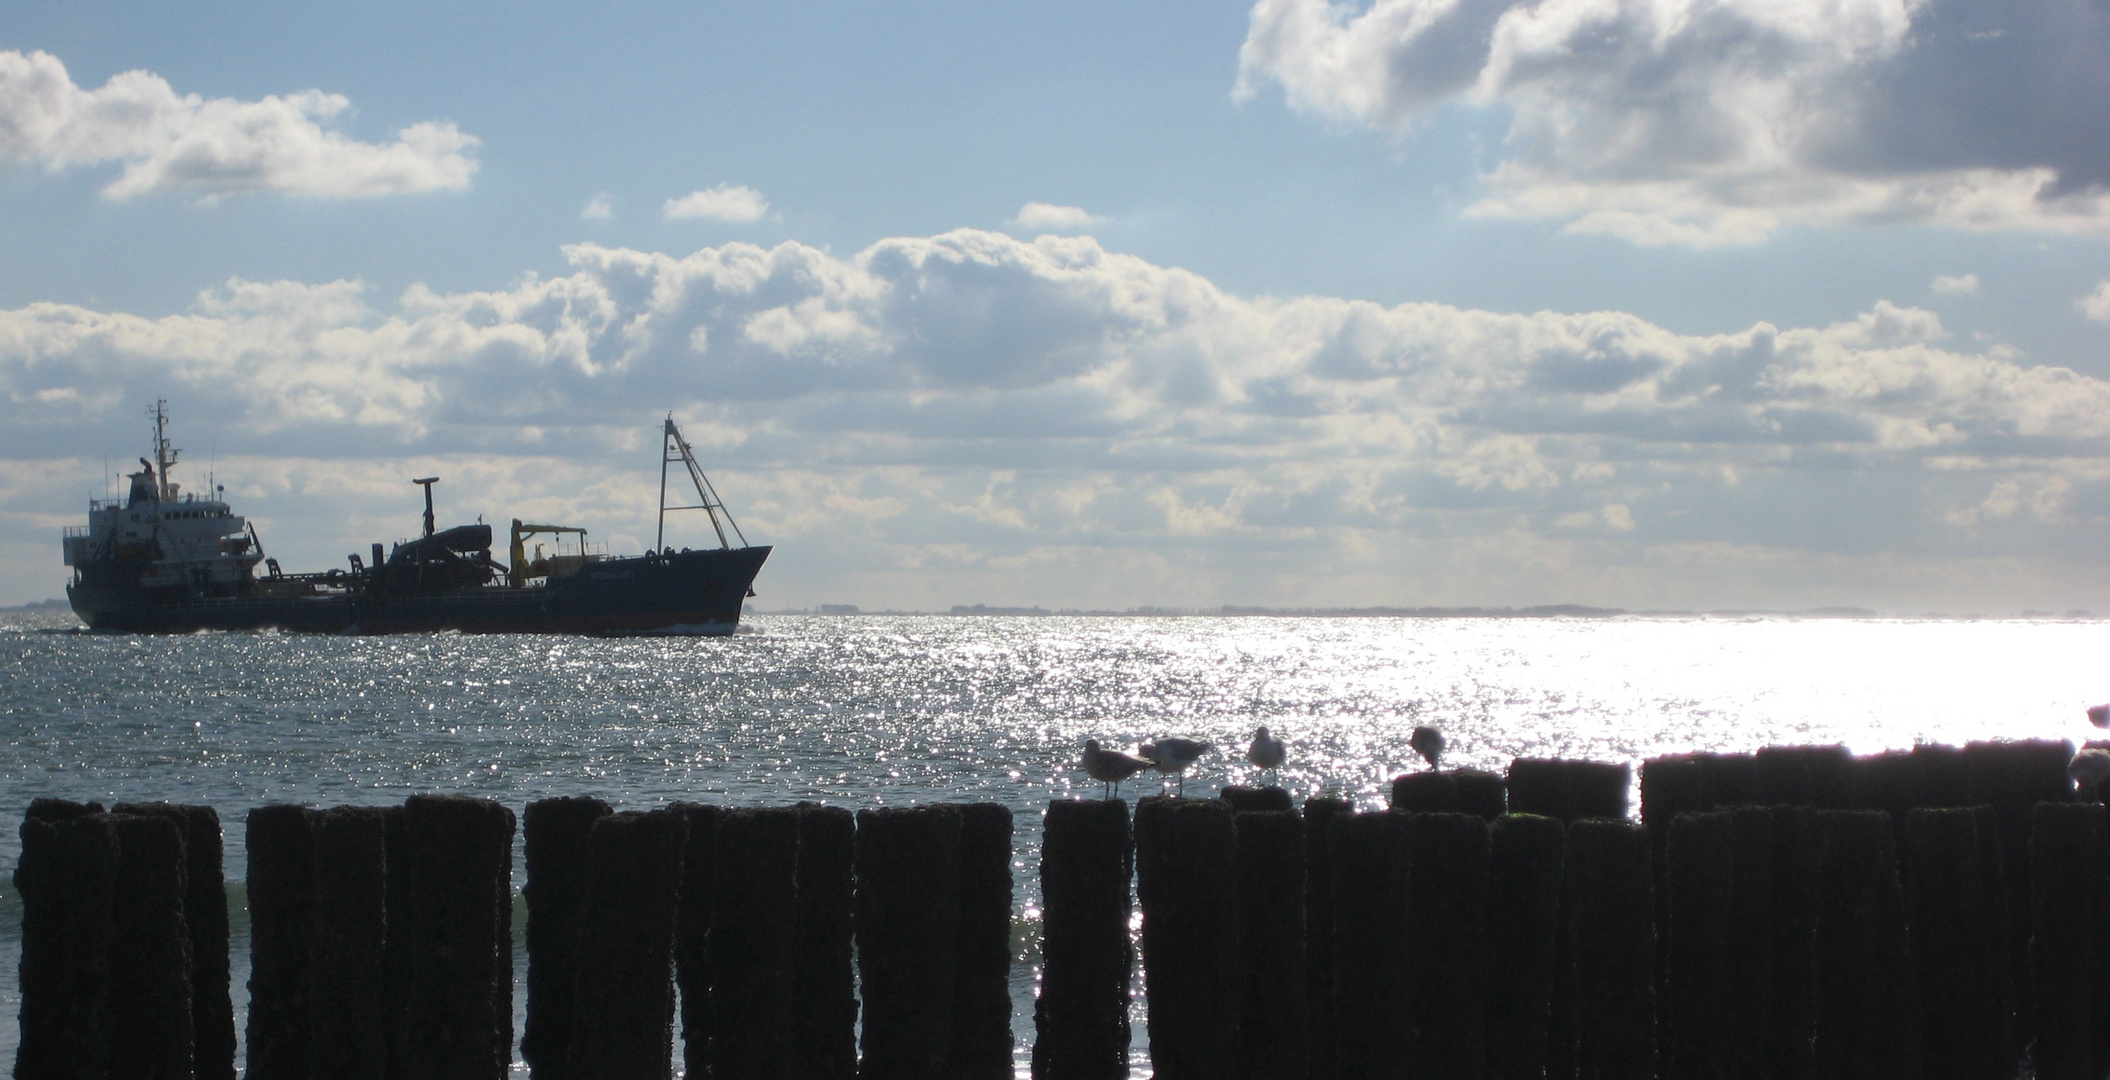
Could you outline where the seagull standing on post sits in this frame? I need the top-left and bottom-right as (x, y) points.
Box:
(1081, 738), (1154, 800)
(1141, 738), (1212, 796)
(1410, 725), (1445, 772)
(1246, 726), (1286, 783)
(2070, 747), (2110, 801)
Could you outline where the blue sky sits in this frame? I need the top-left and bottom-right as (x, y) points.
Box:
(3, 0), (2107, 612)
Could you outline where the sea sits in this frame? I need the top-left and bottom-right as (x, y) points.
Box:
(3, 608), (2107, 1076)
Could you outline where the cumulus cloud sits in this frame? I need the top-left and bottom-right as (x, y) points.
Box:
(1011, 202), (1100, 231)
(1235, 0), (2110, 246)
(1933, 274), (1981, 295)
(581, 193), (613, 220)
(2083, 280), (2110, 323)
(663, 184), (770, 222)
(6, 229), (2108, 610)
(0, 49), (478, 200)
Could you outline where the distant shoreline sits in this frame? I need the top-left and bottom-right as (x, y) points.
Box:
(0, 599), (68, 614)
(761, 604), (2101, 620)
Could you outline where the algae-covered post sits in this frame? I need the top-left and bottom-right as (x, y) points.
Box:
(1032, 798), (1134, 1080)
(855, 805), (964, 1080)
(1134, 796), (1242, 1080)
(1505, 759), (1629, 822)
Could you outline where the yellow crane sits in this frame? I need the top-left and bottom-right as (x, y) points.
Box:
(508, 520), (590, 587)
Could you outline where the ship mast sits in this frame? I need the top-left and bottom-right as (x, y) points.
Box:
(656, 417), (747, 552)
(150, 399), (180, 501)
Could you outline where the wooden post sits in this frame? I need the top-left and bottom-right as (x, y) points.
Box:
(793, 804), (858, 1080)
(1300, 797), (1351, 1080)
(14, 808), (119, 1080)
(1234, 809), (1306, 1080)
(247, 804), (318, 1080)
(1506, 759), (1629, 822)
(1487, 813), (1564, 1080)
(2028, 802), (2107, 1080)
(1565, 819), (1656, 1080)
(1134, 796), (1242, 1080)
(952, 803), (1016, 1080)
(1811, 809), (1918, 1080)
(310, 806), (391, 1080)
(398, 795), (516, 1080)
(1032, 798), (1133, 1080)
(856, 805), (964, 1080)
(521, 796), (612, 1080)
(711, 807), (800, 1080)
(572, 809), (688, 1080)
(670, 802), (723, 1080)
(1329, 810), (1409, 1080)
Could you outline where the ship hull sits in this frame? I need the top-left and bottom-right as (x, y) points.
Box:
(68, 546), (771, 636)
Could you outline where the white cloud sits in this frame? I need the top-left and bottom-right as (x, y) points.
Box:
(581, 193), (613, 220)
(1236, 0), (2110, 246)
(1011, 202), (1100, 231)
(663, 184), (770, 222)
(0, 49), (478, 200)
(1932, 274), (1981, 295)
(6, 229), (2110, 610)
(2083, 280), (2110, 323)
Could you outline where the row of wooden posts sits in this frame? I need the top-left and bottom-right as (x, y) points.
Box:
(12, 737), (2109, 1080)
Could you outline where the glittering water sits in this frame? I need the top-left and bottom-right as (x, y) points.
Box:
(3, 610), (2106, 1075)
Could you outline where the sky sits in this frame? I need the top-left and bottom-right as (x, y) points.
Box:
(1, 0), (2107, 613)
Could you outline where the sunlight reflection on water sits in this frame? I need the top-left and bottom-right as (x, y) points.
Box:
(3, 611), (2106, 1074)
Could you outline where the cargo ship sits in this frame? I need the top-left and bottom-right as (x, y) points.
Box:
(62, 403), (770, 635)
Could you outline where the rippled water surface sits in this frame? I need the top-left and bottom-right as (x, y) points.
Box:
(4, 610), (2106, 1073)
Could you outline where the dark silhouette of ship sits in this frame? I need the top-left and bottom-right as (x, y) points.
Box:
(63, 403), (770, 635)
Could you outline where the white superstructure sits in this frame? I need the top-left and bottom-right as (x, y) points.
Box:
(62, 401), (265, 592)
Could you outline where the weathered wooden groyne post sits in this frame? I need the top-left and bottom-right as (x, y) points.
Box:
(114, 801), (237, 1080)
(572, 809), (687, 1080)
(2027, 801), (2108, 1080)
(711, 807), (800, 1079)
(1810, 809), (1917, 1080)
(953, 802), (1018, 1080)
(1233, 808), (1307, 1080)
(855, 804), (964, 1080)
(522, 796), (614, 1080)
(247, 804), (318, 1080)
(670, 801), (723, 1079)
(1032, 797), (1134, 1080)
(1405, 811), (1492, 1079)
(1506, 758), (1629, 822)
(1561, 818), (1656, 1080)
(16, 801), (118, 1080)
(1300, 796), (1351, 1080)
(1392, 768), (1506, 819)
(398, 794), (516, 1080)
(1487, 813), (1564, 1080)
(794, 803), (858, 1080)
(1134, 796), (1242, 1080)
(1329, 809), (1409, 1080)
(309, 806), (390, 1080)
(1903, 806), (2014, 1080)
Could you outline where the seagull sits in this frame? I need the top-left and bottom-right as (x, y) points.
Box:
(2089, 704), (2109, 729)
(2070, 748), (2110, 801)
(1409, 725), (1445, 771)
(1081, 738), (1154, 800)
(1245, 726), (1285, 781)
(1140, 738), (1212, 796)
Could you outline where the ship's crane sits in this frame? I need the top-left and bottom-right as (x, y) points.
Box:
(509, 520), (590, 587)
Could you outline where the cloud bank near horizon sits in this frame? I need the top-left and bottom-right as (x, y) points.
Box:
(0, 50), (479, 201)
(3, 229), (2106, 611)
(1235, 0), (2110, 246)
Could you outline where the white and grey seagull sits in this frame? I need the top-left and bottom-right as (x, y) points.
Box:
(1081, 738), (1155, 800)
(1140, 737), (1212, 796)
(1409, 725), (1445, 772)
(1245, 726), (1286, 782)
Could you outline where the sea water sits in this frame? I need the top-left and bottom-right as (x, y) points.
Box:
(3, 609), (2107, 1076)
